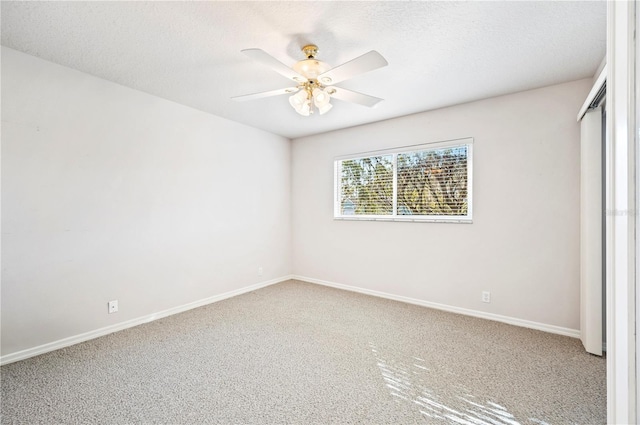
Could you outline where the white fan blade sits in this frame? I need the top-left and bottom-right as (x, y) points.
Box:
(232, 87), (299, 102)
(242, 48), (308, 83)
(318, 51), (388, 85)
(328, 87), (383, 107)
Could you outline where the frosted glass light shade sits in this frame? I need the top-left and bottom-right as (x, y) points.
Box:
(289, 90), (308, 110)
(312, 88), (330, 107)
(297, 101), (311, 116)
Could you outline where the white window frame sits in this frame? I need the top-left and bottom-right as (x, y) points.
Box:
(334, 138), (473, 223)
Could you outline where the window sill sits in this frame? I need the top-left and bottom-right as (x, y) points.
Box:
(333, 216), (473, 224)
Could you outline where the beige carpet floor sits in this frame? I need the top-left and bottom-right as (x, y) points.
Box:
(1, 280), (606, 424)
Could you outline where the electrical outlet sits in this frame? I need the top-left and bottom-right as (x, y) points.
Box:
(108, 300), (118, 314)
(482, 291), (491, 303)
(258, 266), (263, 276)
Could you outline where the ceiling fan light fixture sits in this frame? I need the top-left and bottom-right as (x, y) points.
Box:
(289, 85), (334, 116)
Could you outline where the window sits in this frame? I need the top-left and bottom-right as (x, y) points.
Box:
(334, 139), (472, 222)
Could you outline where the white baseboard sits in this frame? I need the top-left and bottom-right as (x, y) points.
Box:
(292, 275), (580, 339)
(0, 275), (292, 366)
(2, 274), (580, 365)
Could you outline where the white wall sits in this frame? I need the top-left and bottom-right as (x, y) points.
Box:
(1, 47), (291, 357)
(291, 79), (591, 331)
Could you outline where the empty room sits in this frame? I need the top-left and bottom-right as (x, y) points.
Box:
(1, 1), (637, 424)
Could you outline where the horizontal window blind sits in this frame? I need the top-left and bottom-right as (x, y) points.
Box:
(339, 155), (393, 216)
(397, 146), (468, 216)
(335, 140), (472, 222)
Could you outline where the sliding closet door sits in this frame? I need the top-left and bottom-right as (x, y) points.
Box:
(580, 107), (603, 356)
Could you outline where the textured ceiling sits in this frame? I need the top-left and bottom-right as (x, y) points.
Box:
(1, 1), (606, 139)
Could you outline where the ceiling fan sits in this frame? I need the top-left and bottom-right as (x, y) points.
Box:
(232, 44), (388, 116)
